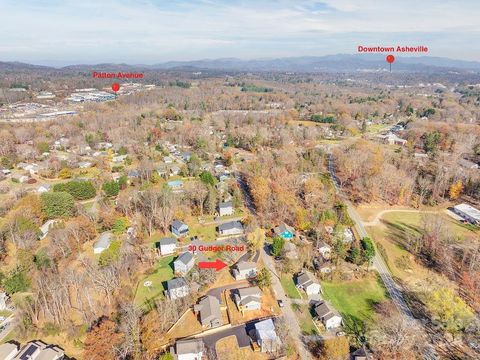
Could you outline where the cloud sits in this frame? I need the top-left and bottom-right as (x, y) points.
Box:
(0, 0), (479, 64)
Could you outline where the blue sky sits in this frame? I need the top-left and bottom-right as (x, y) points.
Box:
(1, 0), (479, 65)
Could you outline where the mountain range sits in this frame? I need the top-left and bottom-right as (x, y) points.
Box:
(1, 54), (480, 73)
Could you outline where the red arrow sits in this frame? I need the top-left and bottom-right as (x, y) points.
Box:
(198, 259), (227, 271)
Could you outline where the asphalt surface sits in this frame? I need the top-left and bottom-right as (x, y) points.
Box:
(201, 323), (251, 350)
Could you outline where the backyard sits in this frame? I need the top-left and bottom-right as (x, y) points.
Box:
(280, 275), (302, 299)
(134, 255), (175, 307)
(322, 274), (387, 322)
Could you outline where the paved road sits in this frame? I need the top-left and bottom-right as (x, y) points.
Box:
(234, 171), (312, 359)
(0, 315), (14, 342)
(327, 153), (415, 321)
(261, 246), (312, 360)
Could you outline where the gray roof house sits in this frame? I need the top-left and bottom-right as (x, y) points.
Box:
(170, 338), (204, 360)
(11, 340), (64, 360)
(156, 237), (177, 255)
(193, 295), (223, 328)
(218, 201), (234, 216)
(233, 286), (262, 311)
(171, 220), (189, 237)
(296, 271), (321, 296)
(314, 301), (343, 330)
(254, 319), (282, 353)
(232, 261), (257, 280)
(166, 278), (189, 300)
(93, 232), (113, 254)
(174, 252), (195, 275)
(217, 220), (244, 236)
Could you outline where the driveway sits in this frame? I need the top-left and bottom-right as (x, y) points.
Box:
(200, 322), (251, 350)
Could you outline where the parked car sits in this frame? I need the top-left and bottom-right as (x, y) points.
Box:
(277, 300), (284, 308)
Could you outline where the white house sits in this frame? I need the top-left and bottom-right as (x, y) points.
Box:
(93, 232), (113, 254)
(317, 241), (332, 259)
(166, 278), (189, 300)
(156, 237), (177, 255)
(234, 286), (262, 311)
(37, 183), (51, 193)
(232, 261), (257, 280)
(218, 201), (234, 216)
(0, 343), (19, 360)
(171, 338), (204, 360)
(452, 203), (480, 225)
(39, 220), (58, 240)
(296, 271), (321, 296)
(314, 301), (343, 330)
(217, 220), (244, 236)
(174, 252), (195, 275)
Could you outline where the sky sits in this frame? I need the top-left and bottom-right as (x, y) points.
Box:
(1, 0), (480, 66)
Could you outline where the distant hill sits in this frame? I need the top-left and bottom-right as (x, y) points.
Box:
(150, 54), (480, 73)
(1, 54), (480, 73)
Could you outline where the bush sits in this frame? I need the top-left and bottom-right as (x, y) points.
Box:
(3, 268), (30, 293)
(53, 180), (96, 200)
(41, 192), (75, 218)
(98, 240), (121, 267)
(112, 217), (129, 235)
(102, 180), (120, 197)
(199, 171), (216, 186)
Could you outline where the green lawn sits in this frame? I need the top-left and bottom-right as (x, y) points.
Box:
(291, 303), (318, 335)
(280, 275), (302, 299)
(322, 275), (387, 321)
(134, 255), (175, 307)
(190, 223), (217, 242)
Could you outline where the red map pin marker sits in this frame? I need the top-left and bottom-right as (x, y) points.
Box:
(386, 54), (395, 71)
(112, 83), (120, 92)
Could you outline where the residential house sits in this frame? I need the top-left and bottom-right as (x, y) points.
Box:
(166, 278), (189, 300)
(170, 338), (204, 360)
(351, 348), (368, 360)
(459, 158), (479, 170)
(273, 223), (295, 240)
(156, 237), (177, 256)
(343, 228), (354, 243)
(181, 152), (192, 162)
(0, 292), (8, 310)
(37, 183), (51, 193)
(296, 271), (321, 296)
(167, 180), (184, 192)
(171, 220), (189, 237)
(377, 132), (407, 146)
(93, 232), (113, 254)
(453, 203), (480, 225)
(174, 252), (195, 275)
(314, 301), (343, 330)
(218, 201), (234, 216)
(163, 156), (173, 164)
(39, 219), (58, 240)
(254, 319), (282, 353)
(128, 169), (140, 178)
(170, 165), (181, 176)
(11, 340), (64, 360)
(233, 286), (262, 311)
(317, 241), (332, 259)
(78, 161), (92, 169)
(112, 154), (128, 163)
(193, 295), (223, 328)
(232, 261), (257, 280)
(217, 220), (244, 236)
(0, 343), (19, 360)
(313, 257), (333, 274)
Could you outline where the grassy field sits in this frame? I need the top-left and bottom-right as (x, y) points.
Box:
(280, 275), (302, 299)
(322, 275), (387, 321)
(366, 210), (478, 286)
(134, 255), (175, 307)
(291, 303), (318, 335)
(189, 223), (217, 242)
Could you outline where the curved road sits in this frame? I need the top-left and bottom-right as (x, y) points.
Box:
(328, 154), (415, 321)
